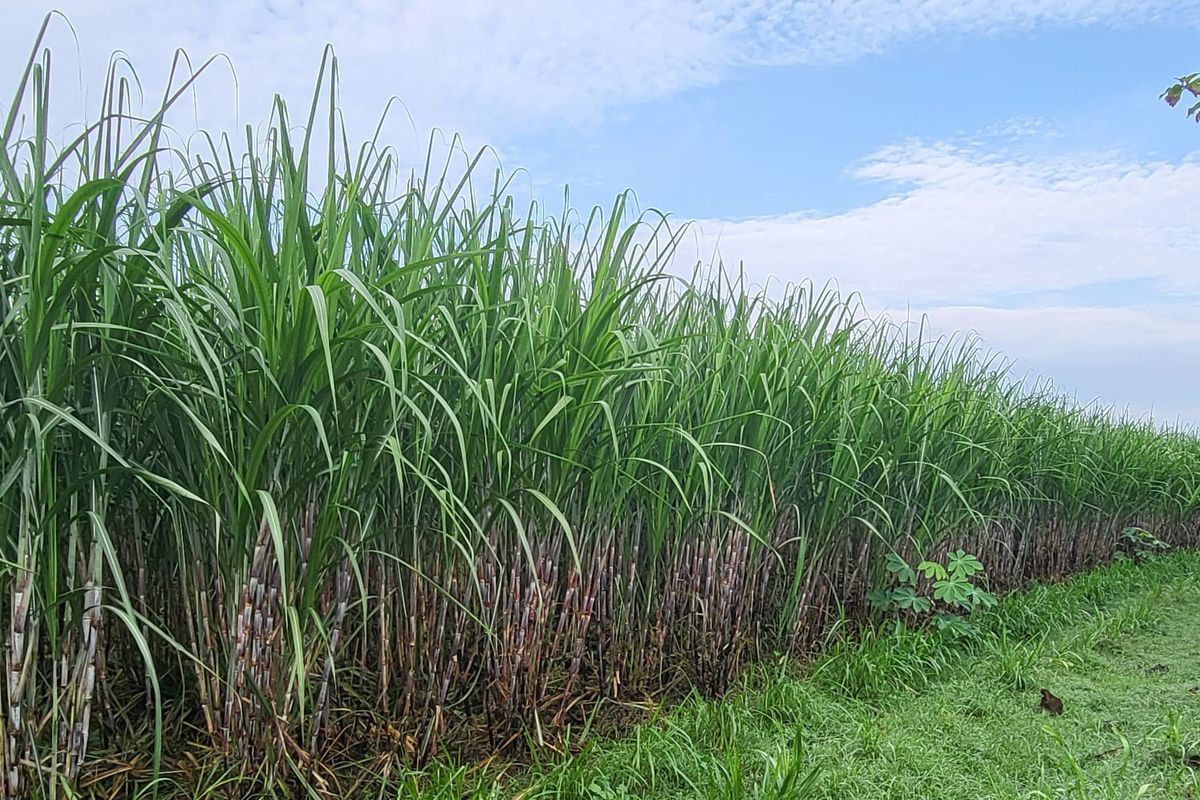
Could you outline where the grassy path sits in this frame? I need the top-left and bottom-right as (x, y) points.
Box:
(800, 573), (1200, 798)
(435, 553), (1200, 800)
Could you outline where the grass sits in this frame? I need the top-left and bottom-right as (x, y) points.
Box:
(414, 550), (1200, 799)
(3, 18), (1200, 796)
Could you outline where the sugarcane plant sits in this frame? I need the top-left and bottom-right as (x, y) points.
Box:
(2, 16), (1200, 797)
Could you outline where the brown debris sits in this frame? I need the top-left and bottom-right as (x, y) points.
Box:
(1039, 688), (1063, 716)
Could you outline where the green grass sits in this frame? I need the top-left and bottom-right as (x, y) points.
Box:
(3, 20), (1200, 796)
(421, 551), (1200, 799)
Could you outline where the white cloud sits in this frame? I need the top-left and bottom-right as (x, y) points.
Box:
(675, 143), (1200, 425)
(1, 0), (1192, 146)
(728, 0), (1183, 67)
(914, 304), (1200, 362)
(904, 304), (1200, 426)
(680, 144), (1200, 306)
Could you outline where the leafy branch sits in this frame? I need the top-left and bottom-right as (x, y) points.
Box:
(1162, 73), (1200, 121)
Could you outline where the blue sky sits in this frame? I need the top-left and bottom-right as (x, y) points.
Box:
(518, 24), (1200, 217)
(4, 2), (1200, 424)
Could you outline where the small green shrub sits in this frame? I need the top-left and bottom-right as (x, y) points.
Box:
(757, 727), (822, 800)
(812, 623), (952, 700)
(1151, 708), (1199, 766)
(870, 550), (998, 637)
(981, 628), (1043, 690)
(1116, 526), (1169, 564)
(583, 777), (635, 800)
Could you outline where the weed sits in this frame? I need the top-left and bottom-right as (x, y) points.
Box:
(982, 628), (1044, 690)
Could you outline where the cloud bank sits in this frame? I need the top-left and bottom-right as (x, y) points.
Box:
(2, 0), (1190, 139)
(679, 142), (1200, 425)
(684, 143), (1200, 304)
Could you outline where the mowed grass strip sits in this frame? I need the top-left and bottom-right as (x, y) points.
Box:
(428, 551), (1200, 800)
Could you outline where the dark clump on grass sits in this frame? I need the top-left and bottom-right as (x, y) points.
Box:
(3, 17), (1200, 798)
(1040, 688), (1065, 716)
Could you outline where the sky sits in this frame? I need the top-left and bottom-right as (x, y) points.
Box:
(3, 2), (1200, 425)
